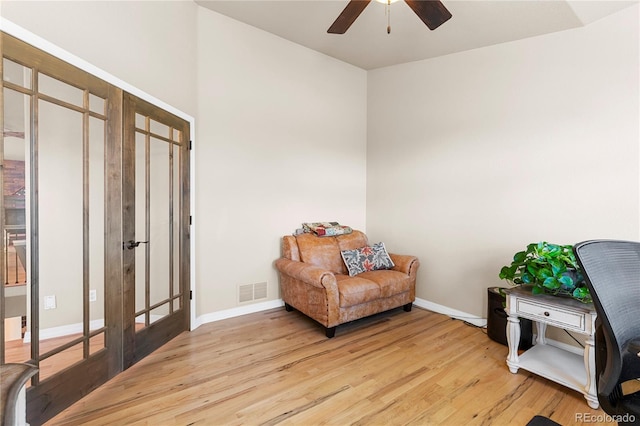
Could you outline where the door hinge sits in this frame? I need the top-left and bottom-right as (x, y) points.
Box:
(189, 215), (192, 226)
(189, 140), (192, 150)
(190, 290), (193, 300)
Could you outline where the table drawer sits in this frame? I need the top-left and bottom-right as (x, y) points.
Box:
(515, 299), (586, 331)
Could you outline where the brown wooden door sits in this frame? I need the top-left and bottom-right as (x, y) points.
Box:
(1, 32), (123, 424)
(1, 33), (191, 424)
(122, 93), (190, 367)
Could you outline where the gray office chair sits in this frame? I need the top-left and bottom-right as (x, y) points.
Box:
(1, 363), (38, 426)
(574, 240), (640, 425)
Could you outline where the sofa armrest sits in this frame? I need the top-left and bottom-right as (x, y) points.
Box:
(275, 258), (337, 289)
(275, 258), (340, 327)
(389, 254), (420, 276)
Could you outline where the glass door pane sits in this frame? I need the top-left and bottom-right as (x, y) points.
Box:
(133, 120), (177, 326)
(36, 72), (108, 380)
(2, 80), (30, 366)
(134, 131), (146, 326)
(88, 116), (105, 336)
(37, 99), (84, 356)
(148, 136), (170, 324)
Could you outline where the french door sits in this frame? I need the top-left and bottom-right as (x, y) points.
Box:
(0, 33), (191, 425)
(122, 93), (190, 367)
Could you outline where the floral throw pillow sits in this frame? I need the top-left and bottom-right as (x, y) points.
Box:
(340, 242), (395, 277)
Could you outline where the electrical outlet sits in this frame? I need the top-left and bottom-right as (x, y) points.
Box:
(44, 295), (56, 310)
(89, 289), (97, 302)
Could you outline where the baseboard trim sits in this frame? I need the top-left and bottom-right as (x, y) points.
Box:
(24, 319), (105, 343)
(413, 297), (487, 328)
(193, 299), (285, 330)
(193, 297), (487, 330)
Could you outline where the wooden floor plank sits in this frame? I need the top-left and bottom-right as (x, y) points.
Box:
(47, 307), (617, 425)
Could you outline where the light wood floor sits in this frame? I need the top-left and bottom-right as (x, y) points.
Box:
(47, 306), (618, 425)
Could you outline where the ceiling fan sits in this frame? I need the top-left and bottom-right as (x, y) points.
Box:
(327, 0), (452, 34)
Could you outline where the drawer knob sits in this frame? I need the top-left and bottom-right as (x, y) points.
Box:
(544, 311), (550, 317)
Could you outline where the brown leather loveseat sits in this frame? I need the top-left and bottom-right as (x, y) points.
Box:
(275, 230), (420, 337)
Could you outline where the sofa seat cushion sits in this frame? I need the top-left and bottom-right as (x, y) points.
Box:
(358, 270), (412, 298)
(335, 274), (381, 307)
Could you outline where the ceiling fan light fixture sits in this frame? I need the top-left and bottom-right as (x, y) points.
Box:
(377, 0), (398, 33)
(327, 0), (451, 34)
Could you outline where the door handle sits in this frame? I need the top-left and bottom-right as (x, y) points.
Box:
(123, 240), (149, 250)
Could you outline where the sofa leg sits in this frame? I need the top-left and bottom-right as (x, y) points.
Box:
(325, 327), (336, 338)
(403, 303), (413, 312)
(284, 303), (294, 312)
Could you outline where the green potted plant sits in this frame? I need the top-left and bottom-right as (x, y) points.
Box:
(499, 241), (591, 303)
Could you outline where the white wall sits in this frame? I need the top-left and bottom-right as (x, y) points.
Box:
(5, 0), (636, 327)
(367, 5), (640, 317)
(2, 2), (368, 322)
(1, 0), (198, 115)
(1, 1), (199, 330)
(195, 8), (367, 317)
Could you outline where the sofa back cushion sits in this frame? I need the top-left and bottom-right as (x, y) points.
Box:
(294, 230), (369, 274)
(335, 231), (369, 252)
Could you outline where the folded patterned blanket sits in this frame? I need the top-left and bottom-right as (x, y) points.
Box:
(302, 222), (353, 237)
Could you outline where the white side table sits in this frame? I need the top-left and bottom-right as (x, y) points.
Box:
(505, 286), (599, 409)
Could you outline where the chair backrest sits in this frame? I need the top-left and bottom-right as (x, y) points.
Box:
(574, 240), (640, 397)
(282, 230), (369, 275)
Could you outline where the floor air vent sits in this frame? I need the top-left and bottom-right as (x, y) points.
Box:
(238, 282), (268, 303)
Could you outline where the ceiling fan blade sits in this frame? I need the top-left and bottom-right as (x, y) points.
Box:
(404, 0), (452, 30)
(327, 0), (372, 34)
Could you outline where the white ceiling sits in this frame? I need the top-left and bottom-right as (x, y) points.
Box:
(196, 0), (638, 70)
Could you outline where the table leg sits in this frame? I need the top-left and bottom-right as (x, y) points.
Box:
(536, 321), (547, 345)
(584, 328), (599, 409)
(506, 313), (521, 373)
